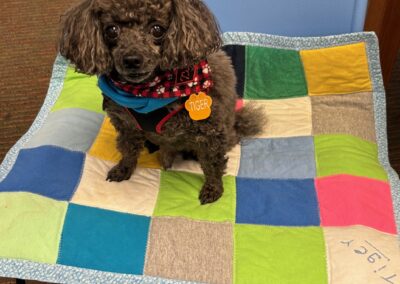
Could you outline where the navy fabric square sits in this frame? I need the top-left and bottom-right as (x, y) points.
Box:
(0, 146), (84, 201)
(222, 44), (245, 97)
(236, 178), (320, 226)
(57, 204), (151, 274)
(238, 137), (316, 179)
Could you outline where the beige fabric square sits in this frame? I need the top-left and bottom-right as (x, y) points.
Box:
(246, 97), (312, 138)
(311, 92), (376, 142)
(324, 226), (400, 284)
(145, 217), (233, 284)
(170, 144), (241, 176)
(71, 155), (160, 216)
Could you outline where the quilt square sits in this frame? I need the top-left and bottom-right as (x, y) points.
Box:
(300, 43), (372, 96)
(23, 108), (104, 152)
(245, 46), (307, 99)
(145, 217), (233, 284)
(324, 226), (400, 284)
(153, 171), (235, 222)
(238, 137), (316, 179)
(247, 97), (312, 138)
(0, 192), (67, 264)
(235, 224), (328, 284)
(57, 203), (150, 274)
(52, 67), (104, 114)
(311, 92), (376, 142)
(88, 117), (161, 168)
(0, 146), (84, 201)
(222, 44), (245, 97)
(170, 144), (241, 176)
(71, 155), (160, 216)
(314, 134), (387, 181)
(236, 178), (320, 226)
(316, 175), (397, 234)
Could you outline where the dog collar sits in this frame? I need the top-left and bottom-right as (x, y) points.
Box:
(98, 76), (177, 114)
(110, 60), (213, 98)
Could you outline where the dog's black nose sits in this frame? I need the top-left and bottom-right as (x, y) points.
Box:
(123, 55), (143, 70)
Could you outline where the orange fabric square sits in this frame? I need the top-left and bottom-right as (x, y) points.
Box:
(301, 43), (372, 96)
(88, 117), (161, 168)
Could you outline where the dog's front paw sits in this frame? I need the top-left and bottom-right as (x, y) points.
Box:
(199, 183), (223, 205)
(106, 164), (134, 182)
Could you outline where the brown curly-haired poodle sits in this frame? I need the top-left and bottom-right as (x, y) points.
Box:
(59, 0), (264, 204)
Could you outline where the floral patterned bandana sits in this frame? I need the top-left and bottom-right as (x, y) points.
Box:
(110, 60), (213, 99)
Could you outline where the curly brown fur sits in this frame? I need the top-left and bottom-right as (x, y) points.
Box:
(59, 0), (264, 204)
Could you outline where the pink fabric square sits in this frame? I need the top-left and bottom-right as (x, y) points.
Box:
(316, 174), (397, 234)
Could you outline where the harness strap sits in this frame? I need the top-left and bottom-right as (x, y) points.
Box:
(125, 97), (188, 134)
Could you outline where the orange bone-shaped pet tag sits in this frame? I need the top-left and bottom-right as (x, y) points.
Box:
(185, 92), (213, 121)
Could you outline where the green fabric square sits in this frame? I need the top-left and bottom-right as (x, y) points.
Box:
(235, 225), (328, 284)
(52, 67), (104, 114)
(245, 46), (308, 99)
(153, 171), (235, 222)
(0, 192), (67, 263)
(315, 134), (388, 181)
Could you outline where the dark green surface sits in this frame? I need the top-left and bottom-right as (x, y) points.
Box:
(245, 46), (308, 99)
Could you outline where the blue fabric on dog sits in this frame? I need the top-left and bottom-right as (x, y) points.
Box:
(0, 146), (84, 201)
(98, 75), (178, 114)
(236, 178), (320, 226)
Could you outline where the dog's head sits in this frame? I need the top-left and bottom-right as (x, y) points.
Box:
(59, 0), (221, 83)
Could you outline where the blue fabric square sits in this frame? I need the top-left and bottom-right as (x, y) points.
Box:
(236, 178), (320, 226)
(57, 204), (150, 274)
(238, 137), (316, 179)
(0, 146), (84, 201)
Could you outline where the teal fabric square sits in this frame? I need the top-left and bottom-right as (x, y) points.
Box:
(57, 204), (150, 274)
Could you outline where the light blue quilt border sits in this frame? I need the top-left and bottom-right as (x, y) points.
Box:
(0, 32), (399, 283)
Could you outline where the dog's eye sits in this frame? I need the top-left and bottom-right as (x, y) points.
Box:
(105, 24), (120, 39)
(150, 24), (166, 39)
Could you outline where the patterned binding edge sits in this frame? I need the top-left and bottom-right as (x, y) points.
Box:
(0, 32), (399, 283)
(0, 259), (196, 284)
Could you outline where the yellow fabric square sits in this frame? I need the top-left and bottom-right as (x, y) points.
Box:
(71, 155), (161, 216)
(245, 98), (312, 138)
(88, 117), (161, 169)
(300, 43), (372, 96)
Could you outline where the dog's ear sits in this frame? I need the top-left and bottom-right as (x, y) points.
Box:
(58, 0), (111, 75)
(161, 0), (222, 69)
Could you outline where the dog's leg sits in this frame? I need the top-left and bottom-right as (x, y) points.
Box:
(159, 147), (177, 170)
(106, 118), (145, 182)
(197, 137), (228, 204)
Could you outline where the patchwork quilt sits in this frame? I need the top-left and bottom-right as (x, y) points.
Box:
(0, 32), (399, 284)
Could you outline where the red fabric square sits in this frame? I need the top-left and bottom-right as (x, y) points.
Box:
(315, 174), (397, 234)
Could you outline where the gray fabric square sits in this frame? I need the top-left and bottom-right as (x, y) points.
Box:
(238, 137), (316, 179)
(24, 109), (104, 152)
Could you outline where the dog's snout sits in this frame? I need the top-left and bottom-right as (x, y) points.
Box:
(123, 55), (143, 70)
